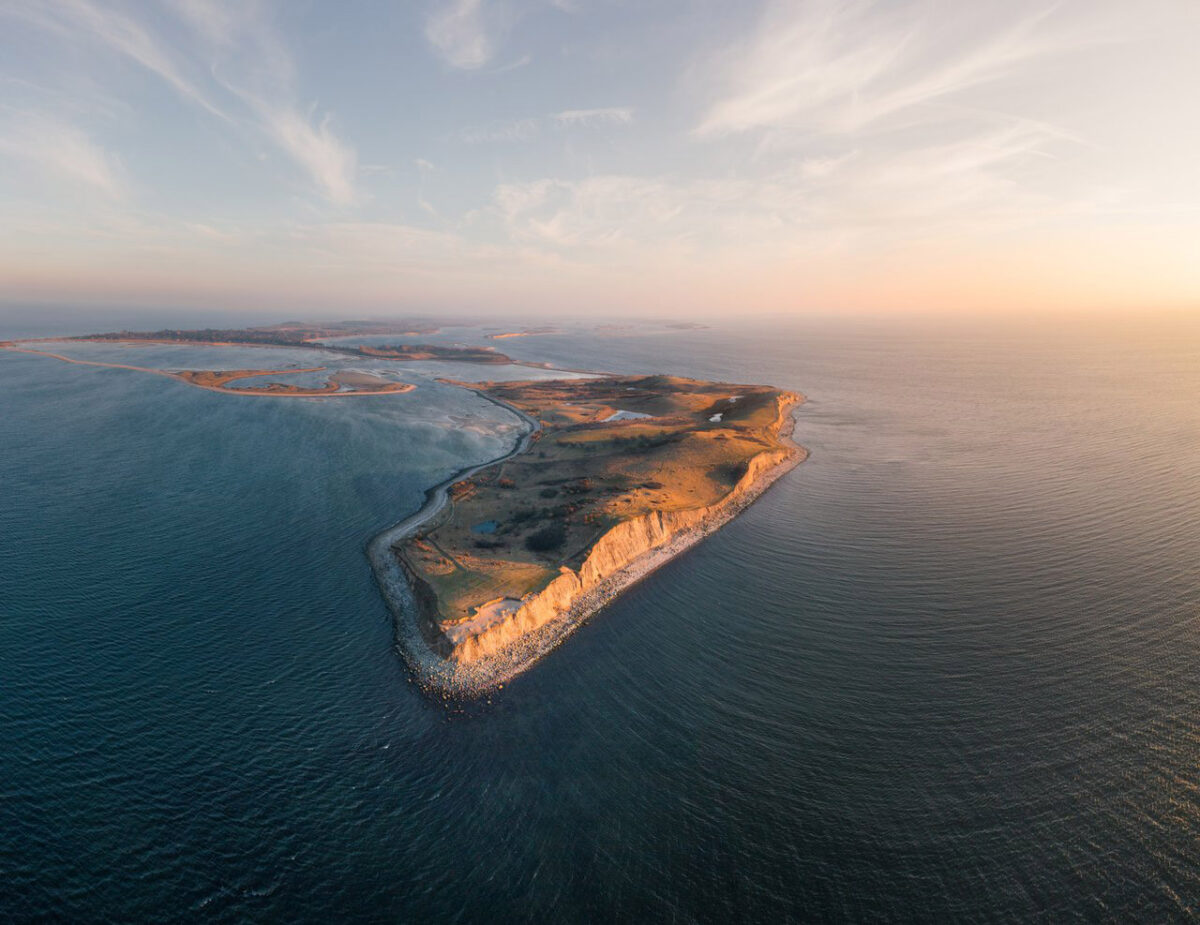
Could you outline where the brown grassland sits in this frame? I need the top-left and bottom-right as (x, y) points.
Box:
(403, 375), (790, 632)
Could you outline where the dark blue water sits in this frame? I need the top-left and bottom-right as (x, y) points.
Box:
(3, 314), (1200, 921)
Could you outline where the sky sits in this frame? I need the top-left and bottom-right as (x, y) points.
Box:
(0, 0), (1198, 319)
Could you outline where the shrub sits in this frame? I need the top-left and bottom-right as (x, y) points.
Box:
(524, 522), (567, 553)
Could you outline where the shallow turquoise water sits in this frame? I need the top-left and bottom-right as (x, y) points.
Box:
(3, 315), (1200, 921)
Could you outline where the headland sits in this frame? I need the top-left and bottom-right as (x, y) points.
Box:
(371, 374), (805, 695)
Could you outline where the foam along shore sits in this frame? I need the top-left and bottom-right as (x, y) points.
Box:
(365, 389), (542, 688)
(371, 384), (805, 696)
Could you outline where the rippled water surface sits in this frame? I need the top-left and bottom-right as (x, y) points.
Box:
(3, 315), (1200, 921)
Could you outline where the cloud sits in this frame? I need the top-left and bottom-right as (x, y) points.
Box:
(552, 107), (633, 127)
(1, 0), (229, 120)
(425, 0), (495, 69)
(0, 112), (125, 196)
(488, 174), (766, 250)
(484, 116), (1087, 260)
(171, 0), (243, 48)
(483, 54), (532, 76)
(0, 0), (359, 205)
(460, 117), (540, 144)
(298, 221), (469, 271)
(461, 106), (632, 143)
(423, 0), (581, 69)
(258, 106), (358, 206)
(640, 0), (1136, 271)
(695, 0), (1112, 138)
(173, 4), (359, 205)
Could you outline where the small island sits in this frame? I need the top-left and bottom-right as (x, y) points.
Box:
(372, 374), (804, 693)
(486, 326), (558, 340)
(173, 367), (414, 396)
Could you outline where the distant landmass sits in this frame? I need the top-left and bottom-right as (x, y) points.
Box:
(69, 321), (514, 364)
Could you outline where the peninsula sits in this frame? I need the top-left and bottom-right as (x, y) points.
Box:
(3, 323), (805, 694)
(372, 374), (805, 693)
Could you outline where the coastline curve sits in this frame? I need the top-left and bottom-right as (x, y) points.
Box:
(365, 389), (542, 690)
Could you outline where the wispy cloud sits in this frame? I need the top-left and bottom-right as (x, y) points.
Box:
(172, 0), (244, 49)
(0, 0), (359, 205)
(174, 3), (360, 205)
(461, 106), (633, 143)
(1, 0), (229, 119)
(640, 0), (1134, 270)
(255, 105), (358, 206)
(484, 117), (1085, 259)
(482, 54), (532, 76)
(461, 117), (540, 144)
(552, 107), (633, 127)
(0, 111), (125, 196)
(423, 0), (583, 70)
(426, 0), (496, 69)
(489, 175), (691, 249)
(695, 0), (1113, 138)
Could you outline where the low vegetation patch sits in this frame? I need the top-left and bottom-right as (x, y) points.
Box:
(525, 522), (567, 553)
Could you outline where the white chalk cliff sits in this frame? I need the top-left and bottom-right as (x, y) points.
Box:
(441, 392), (805, 666)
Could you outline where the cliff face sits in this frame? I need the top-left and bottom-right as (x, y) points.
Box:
(396, 553), (455, 659)
(449, 393), (802, 664)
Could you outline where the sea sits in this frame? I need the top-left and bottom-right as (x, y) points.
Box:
(2, 310), (1199, 922)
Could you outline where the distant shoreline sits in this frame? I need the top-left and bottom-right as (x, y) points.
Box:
(0, 344), (416, 398)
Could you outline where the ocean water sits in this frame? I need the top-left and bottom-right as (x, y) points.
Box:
(3, 314), (1200, 921)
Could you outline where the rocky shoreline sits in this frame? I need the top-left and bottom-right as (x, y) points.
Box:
(365, 390), (541, 688)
